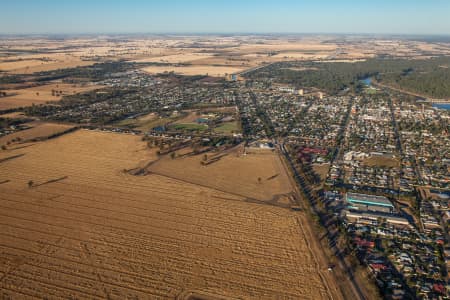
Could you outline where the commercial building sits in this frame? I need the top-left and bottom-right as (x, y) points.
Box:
(345, 211), (411, 228)
(345, 192), (395, 213)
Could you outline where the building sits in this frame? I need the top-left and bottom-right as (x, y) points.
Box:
(345, 192), (395, 213)
(345, 211), (411, 228)
(278, 86), (295, 93)
(227, 73), (240, 81)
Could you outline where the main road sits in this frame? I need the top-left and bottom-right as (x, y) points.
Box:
(279, 142), (369, 300)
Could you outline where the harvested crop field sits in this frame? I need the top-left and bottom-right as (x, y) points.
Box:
(0, 122), (75, 147)
(141, 65), (244, 77)
(0, 112), (29, 119)
(132, 53), (214, 64)
(272, 52), (330, 60)
(0, 54), (96, 74)
(0, 130), (340, 299)
(0, 83), (101, 110)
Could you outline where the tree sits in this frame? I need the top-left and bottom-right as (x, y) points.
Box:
(258, 177), (262, 184)
(28, 180), (34, 188)
(1, 145), (6, 150)
(170, 152), (176, 159)
(193, 144), (199, 154)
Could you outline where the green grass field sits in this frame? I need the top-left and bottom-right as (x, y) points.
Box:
(214, 121), (239, 134)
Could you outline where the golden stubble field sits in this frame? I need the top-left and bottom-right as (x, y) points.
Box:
(2, 36), (450, 79)
(141, 65), (244, 77)
(0, 130), (340, 299)
(0, 83), (102, 110)
(0, 122), (74, 147)
(0, 55), (95, 75)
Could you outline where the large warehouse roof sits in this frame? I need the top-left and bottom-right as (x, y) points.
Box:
(346, 192), (394, 208)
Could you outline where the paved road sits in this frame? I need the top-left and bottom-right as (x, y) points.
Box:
(280, 143), (368, 300)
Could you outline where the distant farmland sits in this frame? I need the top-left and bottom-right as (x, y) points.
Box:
(0, 83), (101, 110)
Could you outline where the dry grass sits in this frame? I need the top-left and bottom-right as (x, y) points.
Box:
(141, 65), (244, 77)
(173, 111), (200, 124)
(313, 163), (331, 182)
(0, 54), (95, 74)
(137, 112), (158, 122)
(190, 56), (253, 67)
(0, 112), (29, 119)
(132, 53), (214, 64)
(116, 113), (181, 132)
(0, 83), (101, 110)
(0, 122), (74, 147)
(235, 42), (337, 53)
(149, 148), (293, 201)
(362, 156), (400, 168)
(0, 130), (336, 299)
(319, 59), (367, 63)
(272, 52), (330, 60)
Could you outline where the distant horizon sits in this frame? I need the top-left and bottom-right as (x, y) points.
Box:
(1, 32), (450, 38)
(2, 0), (450, 36)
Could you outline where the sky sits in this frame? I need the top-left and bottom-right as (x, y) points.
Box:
(1, 0), (450, 35)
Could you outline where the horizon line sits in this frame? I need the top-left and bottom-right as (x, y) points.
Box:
(1, 32), (450, 37)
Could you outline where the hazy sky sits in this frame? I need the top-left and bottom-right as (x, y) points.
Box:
(1, 0), (450, 35)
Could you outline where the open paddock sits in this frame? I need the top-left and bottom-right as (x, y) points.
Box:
(214, 121), (239, 134)
(272, 52), (331, 60)
(149, 147), (293, 201)
(0, 130), (339, 299)
(141, 65), (244, 77)
(0, 112), (30, 119)
(0, 54), (96, 74)
(0, 122), (75, 147)
(362, 156), (400, 168)
(234, 41), (337, 53)
(0, 83), (102, 110)
(132, 53), (214, 64)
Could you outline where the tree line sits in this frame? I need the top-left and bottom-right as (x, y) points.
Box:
(245, 56), (450, 98)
